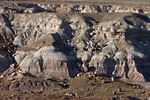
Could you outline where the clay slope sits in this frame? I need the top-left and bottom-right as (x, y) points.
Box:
(0, 5), (150, 82)
(0, 12), (146, 82)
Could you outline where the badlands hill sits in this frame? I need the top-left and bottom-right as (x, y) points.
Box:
(0, 1), (150, 99)
(0, 1), (150, 81)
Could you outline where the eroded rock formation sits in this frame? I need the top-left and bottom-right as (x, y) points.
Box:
(0, 2), (150, 14)
(0, 2), (150, 82)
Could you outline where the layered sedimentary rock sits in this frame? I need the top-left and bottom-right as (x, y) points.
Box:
(8, 12), (150, 81)
(87, 14), (150, 81)
(0, 2), (150, 82)
(11, 13), (79, 79)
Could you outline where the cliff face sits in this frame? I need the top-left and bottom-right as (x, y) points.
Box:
(0, 2), (150, 82)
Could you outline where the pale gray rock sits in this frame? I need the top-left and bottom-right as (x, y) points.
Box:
(12, 13), (62, 47)
(19, 46), (79, 79)
(64, 92), (76, 97)
(11, 13), (81, 79)
(13, 51), (27, 64)
(80, 5), (101, 13)
(77, 52), (92, 63)
(102, 40), (118, 55)
(11, 13), (150, 82)
(89, 53), (116, 76)
(0, 8), (150, 83)
(76, 41), (86, 50)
